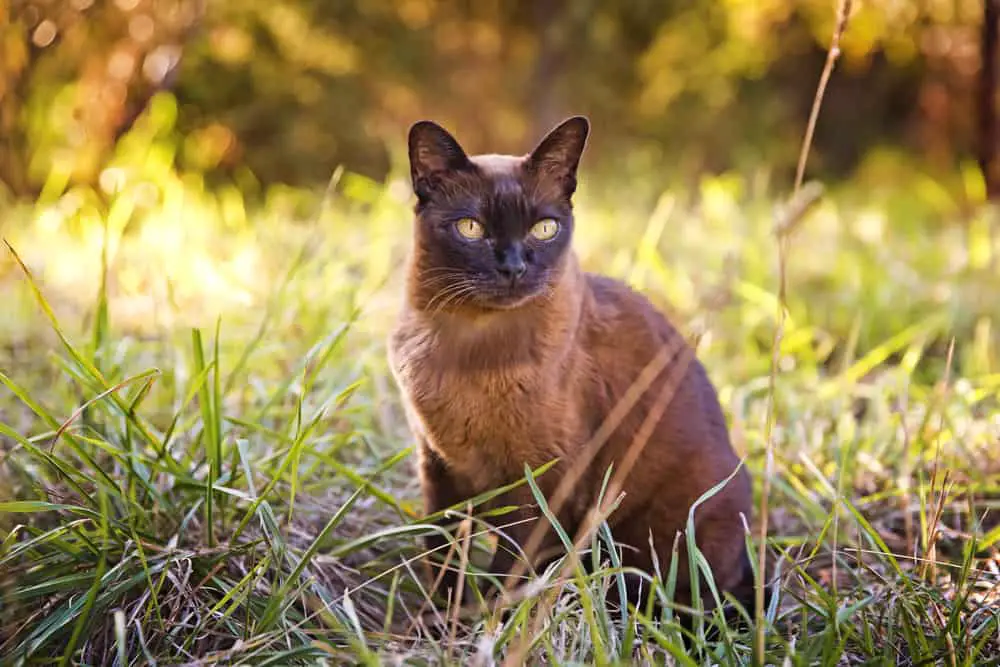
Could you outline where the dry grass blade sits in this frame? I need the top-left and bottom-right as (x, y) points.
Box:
(758, 0), (855, 662)
(502, 330), (689, 594)
(5, 31), (1000, 663)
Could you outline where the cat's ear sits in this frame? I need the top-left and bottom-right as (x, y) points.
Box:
(527, 116), (589, 197)
(408, 120), (472, 200)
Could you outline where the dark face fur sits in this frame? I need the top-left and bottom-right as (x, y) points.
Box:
(407, 117), (589, 312)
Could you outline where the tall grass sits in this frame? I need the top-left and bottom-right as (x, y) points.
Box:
(2, 131), (1000, 664)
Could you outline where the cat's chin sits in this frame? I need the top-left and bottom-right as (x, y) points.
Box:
(481, 298), (533, 311)
(476, 289), (544, 311)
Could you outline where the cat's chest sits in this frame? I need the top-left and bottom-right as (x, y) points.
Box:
(402, 359), (541, 443)
(390, 332), (557, 484)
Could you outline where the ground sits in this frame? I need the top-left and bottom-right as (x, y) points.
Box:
(1, 168), (999, 665)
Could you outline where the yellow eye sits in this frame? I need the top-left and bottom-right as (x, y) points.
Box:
(455, 218), (484, 240)
(529, 218), (559, 241)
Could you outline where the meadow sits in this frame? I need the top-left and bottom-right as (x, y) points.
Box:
(2, 95), (1000, 664)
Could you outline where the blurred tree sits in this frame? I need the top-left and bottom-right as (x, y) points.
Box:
(0, 0), (32, 196)
(1, 0), (202, 197)
(0, 0), (989, 201)
(979, 0), (1000, 199)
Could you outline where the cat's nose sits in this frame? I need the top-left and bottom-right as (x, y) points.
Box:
(497, 247), (527, 283)
(497, 259), (527, 283)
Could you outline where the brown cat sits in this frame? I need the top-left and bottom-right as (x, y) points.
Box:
(387, 116), (757, 621)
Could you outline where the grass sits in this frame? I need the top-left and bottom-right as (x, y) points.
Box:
(2, 151), (1000, 665)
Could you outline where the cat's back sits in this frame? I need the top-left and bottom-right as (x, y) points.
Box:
(582, 272), (686, 359)
(579, 271), (735, 455)
(580, 269), (745, 492)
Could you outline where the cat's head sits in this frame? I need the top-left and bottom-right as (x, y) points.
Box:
(406, 116), (589, 312)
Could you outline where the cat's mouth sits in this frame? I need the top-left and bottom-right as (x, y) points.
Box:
(419, 272), (551, 313)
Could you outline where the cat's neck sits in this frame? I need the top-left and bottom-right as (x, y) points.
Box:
(404, 254), (586, 371)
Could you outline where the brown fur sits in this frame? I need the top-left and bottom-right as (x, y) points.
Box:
(388, 117), (755, 618)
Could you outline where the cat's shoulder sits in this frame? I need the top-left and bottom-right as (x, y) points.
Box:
(583, 272), (660, 315)
(584, 272), (635, 303)
(582, 271), (681, 341)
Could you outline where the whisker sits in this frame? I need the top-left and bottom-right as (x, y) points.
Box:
(429, 282), (480, 315)
(425, 281), (475, 314)
(418, 275), (464, 289)
(416, 269), (470, 291)
(430, 286), (472, 315)
(418, 269), (464, 276)
(417, 268), (468, 281)
(440, 286), (479, 313)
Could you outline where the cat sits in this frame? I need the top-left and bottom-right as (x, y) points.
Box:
(387, 115), (760, 627)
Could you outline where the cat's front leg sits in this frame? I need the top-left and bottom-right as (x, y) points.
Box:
(484, 484), (567, 600)
(418, 441), (476, 606)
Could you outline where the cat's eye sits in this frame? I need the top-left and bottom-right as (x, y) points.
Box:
(454, 218), (485, 240)
(529, 218), (559, 241)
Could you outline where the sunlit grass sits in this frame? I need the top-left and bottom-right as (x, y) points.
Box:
(2, 157), (1000, 663)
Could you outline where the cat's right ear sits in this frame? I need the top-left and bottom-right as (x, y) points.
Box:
(408, 121), (472, 201)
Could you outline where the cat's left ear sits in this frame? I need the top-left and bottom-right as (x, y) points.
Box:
(408, 120), (472, 201)
(527, 116), (590, 197)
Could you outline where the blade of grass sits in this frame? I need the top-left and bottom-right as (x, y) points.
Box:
(58, 487), (110, 667)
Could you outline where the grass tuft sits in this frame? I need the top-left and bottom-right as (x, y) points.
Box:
(2, 151), (1000, 664)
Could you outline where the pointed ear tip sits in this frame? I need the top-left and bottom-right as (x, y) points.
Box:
(565, 115), (590, 134)
(408, 120), (439, 140)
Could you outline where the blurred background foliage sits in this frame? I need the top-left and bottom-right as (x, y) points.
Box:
(1, 0), (998, 378)
(0, 0), (987, 201)
(6, 4), (1000, 663)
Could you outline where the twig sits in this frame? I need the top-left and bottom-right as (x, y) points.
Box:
(500, 329), (688, 592)
(921, 338), (956, 583)
(448, 511), (475, 652)
(773, 181), (825, 239)
(793, 0), (853, 194)
(756, 0), (854, 663)
(502, 340), (695, 667)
